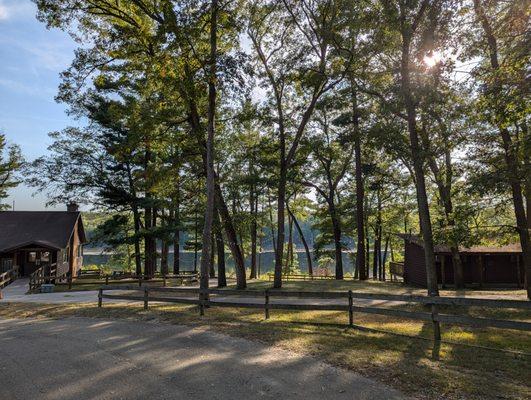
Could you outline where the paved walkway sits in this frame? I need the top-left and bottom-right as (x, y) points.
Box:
(0, 278), (104, 304)
(0, 317), (408, 400)
(0, 278), (400, 308)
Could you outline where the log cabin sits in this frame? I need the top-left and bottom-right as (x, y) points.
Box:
(400, 234), (525, 288)
(0, 204), (86, 279)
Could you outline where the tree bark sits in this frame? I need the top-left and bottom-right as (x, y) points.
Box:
(161, 210), (169, 276)
(284, 212), (293, 273)
(352, 87), (366, 280)
(214, 206), (226, 287)
(172, 202), (180, 275)
(215, 183), (246, 288)
(400, 30), (439, 296)
(199, 0), (218, 294)
(329, 201), (344, 280)
(473, 0), (531, 298)
(274, 155), (286, 287)
(132, 204), (142, 276)
(249, 185), (258, 279)
(288, 206), (313, 276)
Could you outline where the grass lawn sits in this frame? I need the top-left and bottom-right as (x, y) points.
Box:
(243, 278), (528, 299)
(51, 277), (196, 292)
(1, 279), (530, 399)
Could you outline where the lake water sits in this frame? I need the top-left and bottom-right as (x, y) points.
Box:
(84, 250), (359, 275)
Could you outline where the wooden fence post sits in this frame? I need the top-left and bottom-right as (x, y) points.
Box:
(68, 276), (72, 290)
(98, 288), (103, 308)
(144, 287), (149, 310)
(348, 290), (353, 327)
(431, 303), (441, 341)
(138, 276), (142, 287)
(265, 289), (270, 320)
(105, 275), (109, 285)
(163, 274), (167, 287)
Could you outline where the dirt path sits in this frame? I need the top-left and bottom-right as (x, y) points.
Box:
(0, 317), (408, 400)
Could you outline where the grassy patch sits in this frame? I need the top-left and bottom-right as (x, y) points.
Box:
(52, 277), (195, 292)
(1, 298), (529, 400)
(244, 278), (528, 299)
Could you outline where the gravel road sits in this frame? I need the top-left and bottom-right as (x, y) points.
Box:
(0, 317), (408, 400)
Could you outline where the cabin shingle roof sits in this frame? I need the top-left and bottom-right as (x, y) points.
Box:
(0, 211), (85, 253)
(398, 233), (521, 254)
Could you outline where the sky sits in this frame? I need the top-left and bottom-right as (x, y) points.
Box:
(0, 0), (77, 211)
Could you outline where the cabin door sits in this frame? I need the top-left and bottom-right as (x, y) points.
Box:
(20, 250), (52, 276)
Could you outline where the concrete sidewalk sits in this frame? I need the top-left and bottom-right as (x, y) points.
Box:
(0, 317), (408, 399)
(0, 278), (104, 304)
(0, 278), (407, 311)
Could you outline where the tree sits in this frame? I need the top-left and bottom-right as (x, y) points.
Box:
(0, 134), (22, 209)
(199, 0), (219, 294)
(470, 0), (531, 298)
(376, 0), (452, 296)
(247, 0), (347, 287)
(303, 97), (354, 279)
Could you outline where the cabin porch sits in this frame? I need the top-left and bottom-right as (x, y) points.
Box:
(0, 245), (61, 277)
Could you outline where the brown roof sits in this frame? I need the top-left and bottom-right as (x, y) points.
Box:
(0, 211), (86, 253)
(398, 234), (522, 254)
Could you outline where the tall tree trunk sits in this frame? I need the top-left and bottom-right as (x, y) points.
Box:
(374, 191), (382, 280)
(185, 81), (245, 288)
(132, 204), (142, 276)
(152, 207), (158, 275)
(173, 202), (180, 275)
(161, 210), (169, 276)
(372, 229), (379, 281)
(352, 86), (366, 280)
(193, 211), (198, 273)
(288, 206), (313, 276)
(209, 230), (216, 278)
(284, 213), (293, 273)
(268, 191), (277, 255)
(126, 163), (142, 276)
(199, 0), (218, 294)
(365, 224), (370, 278)
(401, 35), (439, 296)
(421, 125), (465, 289)
(258, 227), (263, 277)
(382, 235), (389, 281)
(215, 183), (246, 288)
(214, 206), (226, 287)
(274, 162), (287, 288)
(329, 201), (343, 280)
(473, 0), (531, 298)
(144, 204), (154, 278)
(249, 185), (258, 279)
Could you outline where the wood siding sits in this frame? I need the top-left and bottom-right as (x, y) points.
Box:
(404, 240), (523, 288)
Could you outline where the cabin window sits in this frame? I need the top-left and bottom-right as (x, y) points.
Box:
(1, 258), (12, 273)
(28, 252), (37, 263)
(77, 245), (83, 258)
(63, 249), (69, 263)
(41, 251), (50, 262)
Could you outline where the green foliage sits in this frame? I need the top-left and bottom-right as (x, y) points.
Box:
(0, 134), (23, 210)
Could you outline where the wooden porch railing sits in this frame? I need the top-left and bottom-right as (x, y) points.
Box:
(389, 262), (404, 282)
(29, 263), (70, 291)
(0, 265), (19, 292)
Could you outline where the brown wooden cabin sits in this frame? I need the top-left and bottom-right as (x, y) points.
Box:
(400, 234), (524, 288)
(0, 206), (87, 279)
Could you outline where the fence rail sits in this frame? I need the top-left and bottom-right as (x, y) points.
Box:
(97, 286), (531, 341)
(53, 272), (199, 290)
(0, 266), (19, 295)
